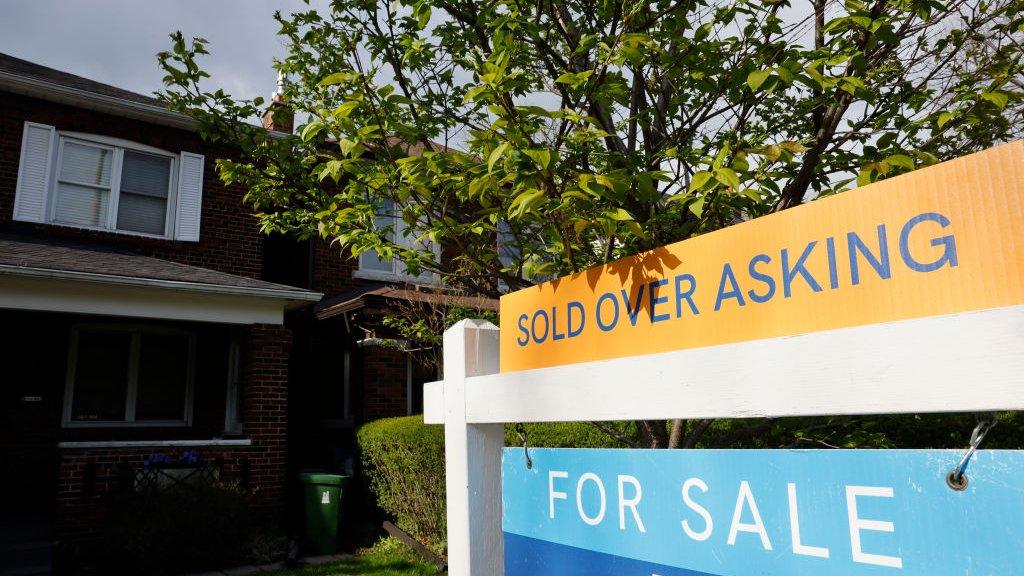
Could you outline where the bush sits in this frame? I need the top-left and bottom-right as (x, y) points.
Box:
(357, 416), (630, 555)
(358, 416), (447, 553)
(104, 483), (252, 574)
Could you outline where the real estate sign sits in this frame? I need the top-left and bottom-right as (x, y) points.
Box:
(502, 448), (1024, 575)
(499, 142), (1024, 373)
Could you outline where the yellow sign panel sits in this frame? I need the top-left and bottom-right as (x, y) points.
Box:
(500, 141), (1024, 373)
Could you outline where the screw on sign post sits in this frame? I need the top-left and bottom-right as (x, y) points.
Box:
(424, 141), (1024, 576)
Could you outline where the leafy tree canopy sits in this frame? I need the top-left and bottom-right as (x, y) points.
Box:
(159, 0), (1023, 299)
(159, 0), (1022, 448)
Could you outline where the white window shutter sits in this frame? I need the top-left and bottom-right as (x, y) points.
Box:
(174, 151), (204, 241)
(13, 122), (56, 223)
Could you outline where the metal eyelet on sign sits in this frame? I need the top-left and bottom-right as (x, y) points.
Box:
(946, 470), (969, 491)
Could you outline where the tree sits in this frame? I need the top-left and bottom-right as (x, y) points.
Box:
(159, 0), (1023, 447)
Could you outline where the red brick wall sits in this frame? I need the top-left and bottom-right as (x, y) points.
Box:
(0, 90), (263, 279)
(312, 236), (362, 295)
(242, 323), (292, 516)
(361, 347), (408, 421)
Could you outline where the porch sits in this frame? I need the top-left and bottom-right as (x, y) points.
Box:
(0, 235), (320, 571)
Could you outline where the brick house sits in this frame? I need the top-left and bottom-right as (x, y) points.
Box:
(0, 53), (494, 572)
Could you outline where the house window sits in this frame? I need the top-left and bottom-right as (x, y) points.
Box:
(356, 198), (439, 284)
(52, 137), (175, 236)
(63, 326), (195, 427)
(13, 123), (205, 241)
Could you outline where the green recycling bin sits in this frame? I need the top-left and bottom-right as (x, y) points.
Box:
(298, 473), (346, 554)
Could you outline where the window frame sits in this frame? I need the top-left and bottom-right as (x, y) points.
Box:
(354, 200), (441, 285)
(47, 132), (179, 239)
(62, 324), (196, 428)
(222, 330), (244, 435)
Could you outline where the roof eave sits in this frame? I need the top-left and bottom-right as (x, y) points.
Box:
(0, 71), (292, 139)
(0, 264), (323, 303)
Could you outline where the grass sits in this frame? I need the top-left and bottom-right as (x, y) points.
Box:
(264, 538), (444, 576)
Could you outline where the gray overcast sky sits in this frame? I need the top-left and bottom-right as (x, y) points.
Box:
(0, 0), (323, 103)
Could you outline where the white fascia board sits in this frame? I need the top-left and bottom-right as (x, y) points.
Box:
(0, 264), (322, 303)
(0, 274), (300, 324)
(428, 304), (1024, 424)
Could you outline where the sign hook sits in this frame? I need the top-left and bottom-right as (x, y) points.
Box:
(947, 412), (998, 491)
(515, 423), (533, 469)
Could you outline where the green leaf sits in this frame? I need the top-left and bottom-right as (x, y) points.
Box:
(338, 138), (358, 156)
(689, 171), (714, 192)
(779, 141), (809, 153)
(333, 100), (360, 119)
(746, 69), (772, 91)
(414, 3), (432, 29)
(635, 172), (656, 201)
(775, 66), (794, 84)
(885, 154), (915, 170)
(524, 149), (553, 170)
(554, 70), (594, 88)
(857, 168), (874, 187)
(463, 85), (488, 103)
(714, 167), (740, 189)
(689, 196), (706, 218)
(937, 112), (954, 129)
(916, 150), (940, 166)
(607, 208), (634, 221)
(300, 119), (325, 142)
(319, 71), (356, 86)
(487, 142), (510, 173)
(508, 188), (546, 218)
(981, 91), (1009, 109)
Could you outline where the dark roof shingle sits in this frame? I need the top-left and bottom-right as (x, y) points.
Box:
(0, 234), (317, 297)
(0, 52), (162, 107)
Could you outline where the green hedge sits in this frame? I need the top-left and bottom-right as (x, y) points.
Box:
(358, 416), (629, 554)
(358, 416), (447, 552)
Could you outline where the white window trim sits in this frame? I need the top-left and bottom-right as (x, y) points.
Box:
(45, 132), (179, 240)
(62, 324), (196, 428)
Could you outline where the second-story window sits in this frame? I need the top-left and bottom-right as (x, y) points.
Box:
(54, 139), (174, 236)
(356, 198), (439, 284)
(13, 122), (206, 241)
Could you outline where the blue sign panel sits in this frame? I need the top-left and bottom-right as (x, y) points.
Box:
(502, 448), (1024, 575)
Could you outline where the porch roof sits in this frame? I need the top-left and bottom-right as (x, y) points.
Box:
(0, 234), (322, 324)
(314, 283), (498, 321)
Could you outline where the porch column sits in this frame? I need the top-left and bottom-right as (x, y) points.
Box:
(242, 323), (292, 518)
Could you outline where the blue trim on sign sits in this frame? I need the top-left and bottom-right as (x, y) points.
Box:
(504, 532), (722, 576)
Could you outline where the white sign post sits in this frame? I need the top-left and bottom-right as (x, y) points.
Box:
(428, 319), (503, 575)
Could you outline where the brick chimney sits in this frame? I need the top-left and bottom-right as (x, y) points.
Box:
(262, 72), (294, 134)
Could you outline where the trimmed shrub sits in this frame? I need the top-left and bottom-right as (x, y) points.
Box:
(358, 416), (447, 552)
(358, 416), (630, 555)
